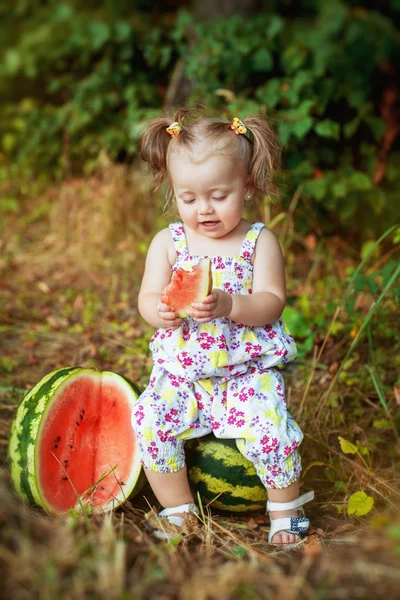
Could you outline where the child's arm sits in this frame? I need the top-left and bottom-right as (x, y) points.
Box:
(190, 228), (286, 327)
(138, 229), (182, 329)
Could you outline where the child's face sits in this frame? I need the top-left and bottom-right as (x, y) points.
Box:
(169, 143), (249, 238)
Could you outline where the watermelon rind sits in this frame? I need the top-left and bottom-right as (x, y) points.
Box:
(186, 435), (268, 513)
(7, 367), (143, 514)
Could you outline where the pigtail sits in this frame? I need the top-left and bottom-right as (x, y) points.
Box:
(140, 107), (204, 192)
(242, 114), (281, 200)
(140, 115), (174, 191)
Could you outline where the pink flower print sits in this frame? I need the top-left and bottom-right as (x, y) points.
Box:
(242, 250), (251, 260)
(135, 407), (145, 426)
(250, 344), (262, 358)
(248, 288), (253, 294)
(227, 414), (236, 426)
(200, 342), (211, 350)
(248, 387), (255, 397)
(265, 325), (272, 332)
(150, 377), (156, 387)
(236, 418), (245, 427)
(227, 407), (245, 426)
(165, 408), (180, 424)
(239, 390), (248, 403)
(157, 429), (175, 443)
(268, 331), (276, 340)
(217, 335), (228, 351)
(147, 441), (159, 460)
(211, 416), (221, 430)
(168, 374), (181, 388)
(178, 352), (193, 367)
(157, 358), (165, 364)
(223, 282), (234, 294)
(182, 327), (191, 341)
(283, 445), (292, 456)
(260, 435), (279, 454)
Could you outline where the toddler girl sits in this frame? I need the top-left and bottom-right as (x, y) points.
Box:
(131, 109), (313, 545)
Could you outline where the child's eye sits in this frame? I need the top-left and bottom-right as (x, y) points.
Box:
(212, 195), (227, 201)
(183, 198), (195, 204)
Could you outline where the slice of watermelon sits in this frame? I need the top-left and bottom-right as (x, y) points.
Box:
(162, 258), (212, 318)
(8, 368), (144, 514)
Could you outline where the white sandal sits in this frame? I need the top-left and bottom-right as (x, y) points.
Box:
(267, 491), (314, 545)
(153, 502), (200, 540)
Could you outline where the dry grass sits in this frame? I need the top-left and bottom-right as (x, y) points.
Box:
(0, 163), (399, 599)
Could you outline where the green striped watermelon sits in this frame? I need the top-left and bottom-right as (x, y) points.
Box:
(8, 367), (144, 514)
(186, 435), (267, 512)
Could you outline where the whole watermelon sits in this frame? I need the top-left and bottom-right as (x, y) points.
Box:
(185, 434), (267, 512)
(8, 367), (145, 514)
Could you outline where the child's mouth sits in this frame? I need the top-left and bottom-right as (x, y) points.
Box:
(200, 221), (219, 228)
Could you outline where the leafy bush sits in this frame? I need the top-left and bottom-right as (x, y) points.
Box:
(0, 0), (399, 238)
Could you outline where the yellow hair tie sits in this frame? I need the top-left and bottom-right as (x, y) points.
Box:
(230, 117), (254, 144)
(166, 121), (182, 137)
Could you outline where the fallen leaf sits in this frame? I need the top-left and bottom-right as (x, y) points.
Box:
(246, 518), (258, 530)
(328, 361), (339, 376)
(37, 281), (52, 294)
(303, 535), (322, 557)
(73, 294), (85, 310)
(394, 386), (400, 406)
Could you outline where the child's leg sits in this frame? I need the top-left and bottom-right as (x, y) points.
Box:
(132, 366), (212, 517)
(144, 466), (194, 515)
(222, 367), (306, 544)
(267, 479), (300, 545)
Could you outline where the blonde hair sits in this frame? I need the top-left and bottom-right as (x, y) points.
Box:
(140, 106), (281, 208)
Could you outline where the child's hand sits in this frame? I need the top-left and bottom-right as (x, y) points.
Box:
(157, 301), (182, 329)
(189, 289), (233, 323)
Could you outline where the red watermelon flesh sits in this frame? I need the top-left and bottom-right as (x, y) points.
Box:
(162, 258), (212, 318)
(36, 371), (142, 513)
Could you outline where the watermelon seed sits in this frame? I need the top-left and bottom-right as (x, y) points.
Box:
(79, 414), (83, 420)
(68, 444), (73, 449)
(61, 477), (68, 481)
(81, 409), (85, 414)
(54, 444), (58, 449)
(112, 401), (116, 406)
(76, 421), (80, 427)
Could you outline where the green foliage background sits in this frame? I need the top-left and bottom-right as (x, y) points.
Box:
(1, 0), (400, 238)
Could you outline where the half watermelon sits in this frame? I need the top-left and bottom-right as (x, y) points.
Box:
(162, 257), (212, 318)
(8, 367), (144, 514)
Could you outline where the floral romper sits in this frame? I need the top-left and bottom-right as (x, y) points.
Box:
(131, 222), (303, 489)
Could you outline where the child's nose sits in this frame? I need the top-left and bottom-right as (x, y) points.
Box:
(198, 199), (213, 214)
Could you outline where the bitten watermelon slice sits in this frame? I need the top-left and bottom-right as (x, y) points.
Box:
(162, 258), (212, 318)
(8, 367), (144, 514)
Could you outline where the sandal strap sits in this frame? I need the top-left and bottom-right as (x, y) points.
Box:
(158, 503), (199, 518)
(268, 516), (310, 543)
(153, 502), (199, 540)
(266, 490), (314, 513)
